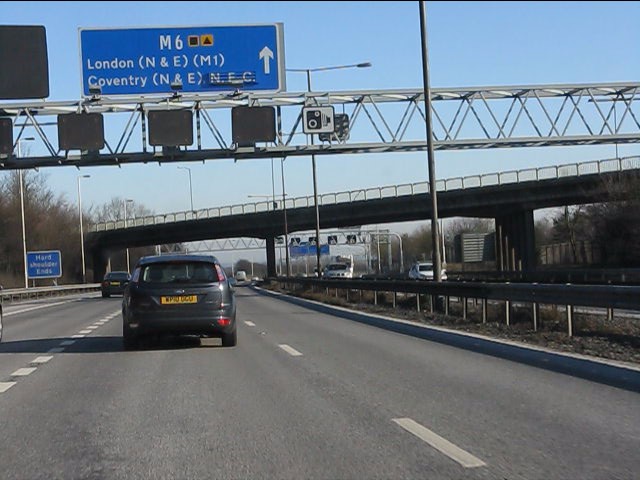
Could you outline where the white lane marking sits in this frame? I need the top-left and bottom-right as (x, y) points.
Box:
(31, 356), (53, 364)
(392, 418), (486, 468)
(87, 326), (99, 330)
(60, 340), (75, 346)
(78, 330), (92, 334)
(278, 344), (303, 357)
(11, 367), (37, 377)
(0, 382), (17, 393)
(71, 334), (85, 339)
(244, 321), (256, 327)
(48, 347), (65, 353)
(4, 300), (76, 317)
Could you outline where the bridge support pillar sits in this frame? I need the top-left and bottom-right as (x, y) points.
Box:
(495, 209), (536, 271)
(266, 237), (277, 277)
(90, 248), (109, 283)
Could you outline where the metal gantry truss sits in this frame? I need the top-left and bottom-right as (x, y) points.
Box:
(179, 229), (394, 253)
(1, 82), (639, 169)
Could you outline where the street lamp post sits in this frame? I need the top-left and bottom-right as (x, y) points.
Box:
(281, 158), (290, 276)
(16, 137), (35, 288)
(124, 199), (134, 273)
(177, 166), (194, 212)
(419, 1), (443, 282)
(77, 175), (91, 283)
(287, 61), (371, 277)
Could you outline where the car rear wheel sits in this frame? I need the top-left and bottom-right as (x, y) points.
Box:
(221, 329), (237, 347)
(122, 324), (139, 351)
(102, 292), (110, 298)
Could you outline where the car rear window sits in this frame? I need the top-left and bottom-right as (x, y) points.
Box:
(106, 272), (130, 281)
(141, 262), (217, 284)
(327, 264), (348, 270)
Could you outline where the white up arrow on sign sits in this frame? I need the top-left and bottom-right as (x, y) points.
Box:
(259, 46), (274, 74)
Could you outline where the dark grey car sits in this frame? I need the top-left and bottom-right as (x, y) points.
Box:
(101, 271), (131, 297)
(121, 254), (236, 350)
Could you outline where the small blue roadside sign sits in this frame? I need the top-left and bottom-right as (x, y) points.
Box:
(79, 24), (285, 96)
(27, 250), (62, 279)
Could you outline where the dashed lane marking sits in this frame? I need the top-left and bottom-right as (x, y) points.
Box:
(31, 356), (53, 365)
(0, 382), (17, 394)
(11, 367), (37, 377)
(278, 344), (303, 357)
(392, 418), (486, 469)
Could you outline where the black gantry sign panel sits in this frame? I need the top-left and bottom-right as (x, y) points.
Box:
(148, 110), (194, 147)
(0, 26), (49, 99)
(232, 106), (276, 147)
(0, 118), (13, 155)
(58, 113), (105, 151)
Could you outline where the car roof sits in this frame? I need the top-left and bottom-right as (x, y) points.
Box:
(136, 254), (219, 266)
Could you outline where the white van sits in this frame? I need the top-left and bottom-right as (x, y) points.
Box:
(235, 270), (248, 283)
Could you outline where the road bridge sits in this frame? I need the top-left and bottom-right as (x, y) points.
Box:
(87, 156), (640, 279)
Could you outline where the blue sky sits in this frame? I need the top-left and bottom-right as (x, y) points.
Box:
(3, 1), (640, 239)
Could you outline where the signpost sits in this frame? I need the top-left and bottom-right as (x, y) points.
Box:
(79, 24), (285, 96)
(27, 250), (62, 279)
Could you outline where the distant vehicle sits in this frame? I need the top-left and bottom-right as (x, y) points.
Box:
(322, 255), (354, 279)
(408, 262), (447, 281)
(235, 270), (248, 284)
(101, 271), (131, 298)
(121, 254), (236, 350)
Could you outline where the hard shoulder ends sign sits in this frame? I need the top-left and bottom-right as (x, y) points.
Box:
(79, 24), (285, 96)
(27, 250), (62, 279)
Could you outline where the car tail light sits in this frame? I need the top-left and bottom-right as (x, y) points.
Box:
(217, 317), (231, 327)
(215, 264), (226, 282)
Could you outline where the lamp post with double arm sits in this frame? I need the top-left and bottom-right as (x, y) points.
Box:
(286, 62), (372, 276)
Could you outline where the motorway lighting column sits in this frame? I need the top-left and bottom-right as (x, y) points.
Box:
(77, 175), (91, 283)
(17, 137), (35, 288)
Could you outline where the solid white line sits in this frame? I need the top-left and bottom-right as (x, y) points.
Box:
(31, 356), (54, 364)
(0, 382), (16, 393)
(392, 418), (486, 468)
(278, 344), (303, 357)
(244, 321), (256, 327)
(71, 334), (85, 339)
(60, 340), (75, 346)
(4, 300), (75, 317)
(48, 347), (65, 353)
(11, 367), (37, 377)
(78, 329), (92, 334)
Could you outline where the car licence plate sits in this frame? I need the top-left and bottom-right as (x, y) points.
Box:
(160, 295), (197, 305)
(110, 282), (120, 286)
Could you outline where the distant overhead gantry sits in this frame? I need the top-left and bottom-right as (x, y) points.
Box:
(1, 82), (639, 170)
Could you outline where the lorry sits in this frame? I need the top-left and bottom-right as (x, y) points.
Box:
(322, 255), (354, 279)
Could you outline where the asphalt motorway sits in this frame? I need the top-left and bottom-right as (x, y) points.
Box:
(0, 289), (638, 480)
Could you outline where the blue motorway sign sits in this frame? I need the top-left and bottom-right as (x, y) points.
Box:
(79, 24), (285, 96)
(27, 250), (62, 279)
(290, 243), (330, 259)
